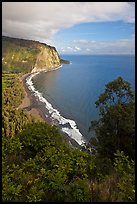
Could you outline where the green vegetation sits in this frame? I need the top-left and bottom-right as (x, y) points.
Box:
(89, 77), (135, 160)
(2, 73), (24, 108)
(2, 73), (18, 90)
(2, 36), (63, 74)
(2, 122), (93, 202)
(113, 150), (135, 201)
(60, 58), (70, 64)
(2, 74), (34, 138)
(2, 74), (135, 202)
(2, 39), (135, 202)
(2, 36), (40, 73)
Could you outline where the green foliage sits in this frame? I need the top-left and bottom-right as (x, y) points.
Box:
(2, 73), (19, 90)
(64, 178), (91, 202)
(2, 108), (33, 138)
(60, 58), (70, 64)
(2, 36), (63, 74)
(86, 151), (135, 202)
(2, 72), (135, 202)
(113, 150), (135, 201)
(2, 122), (135, 202)
(89, 77), (135, 160)
(95, 77), (134, 113)
(2, 74), (25, 108)
(2, 122), (94, 202)
(2, 74), (34, 138)
(2, 36), (42, 73)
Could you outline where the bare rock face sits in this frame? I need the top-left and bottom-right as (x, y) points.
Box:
(32, 46), (61, 73)
(2, 36), (63, 73)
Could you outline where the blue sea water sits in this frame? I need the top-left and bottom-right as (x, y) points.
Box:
(31, 55), (135, 144)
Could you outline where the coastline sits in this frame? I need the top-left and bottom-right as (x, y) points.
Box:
(19, 70), (81, 148)
(18, 73), (48, 122)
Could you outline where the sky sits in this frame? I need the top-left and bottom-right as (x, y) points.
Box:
(2, 2), (135, 55)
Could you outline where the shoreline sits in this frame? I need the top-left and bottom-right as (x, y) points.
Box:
(18, 73), (48, 123)
(19, 70), (81, 148)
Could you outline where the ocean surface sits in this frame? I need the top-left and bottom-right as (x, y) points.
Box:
(26, 55), (135, 146)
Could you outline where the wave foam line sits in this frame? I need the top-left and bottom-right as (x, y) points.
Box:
(26, 71), (85, 146)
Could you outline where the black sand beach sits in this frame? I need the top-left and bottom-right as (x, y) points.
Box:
(18, 73), (81, 148)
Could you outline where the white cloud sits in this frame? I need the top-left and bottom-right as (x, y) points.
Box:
(2, 2), (135, 43)
(60, 37), (135, 55)
(61, 46), (81, 53)
(75, 46), (81, 51)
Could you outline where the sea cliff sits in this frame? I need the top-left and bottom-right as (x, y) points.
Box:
(2, 36), (69, 73)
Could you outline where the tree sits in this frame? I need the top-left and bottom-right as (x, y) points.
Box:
(2, 122), (93, 202)
(113, 150), (135, 201)
(89, 77), (135, 160)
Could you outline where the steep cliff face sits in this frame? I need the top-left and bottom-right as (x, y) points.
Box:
(2, 36), (64, 74)
(32, 46), (61, 73)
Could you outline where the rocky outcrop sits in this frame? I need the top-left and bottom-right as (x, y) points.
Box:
(31, 46), (61, 73)
(2, 36), (69, 74)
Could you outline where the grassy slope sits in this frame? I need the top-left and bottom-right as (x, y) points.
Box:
(2, 36), (41, 73)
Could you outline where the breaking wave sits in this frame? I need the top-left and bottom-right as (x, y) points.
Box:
(26, 70), (86, 146)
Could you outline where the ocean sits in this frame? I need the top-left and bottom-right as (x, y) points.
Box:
(26, 55), (135, 146)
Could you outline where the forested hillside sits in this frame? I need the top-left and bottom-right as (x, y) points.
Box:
(2, 73), (135, 202)
(2, 36), (69, 74)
